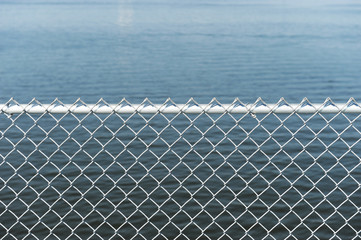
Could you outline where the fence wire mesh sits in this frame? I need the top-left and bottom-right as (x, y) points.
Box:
(1, 98), (361, 239)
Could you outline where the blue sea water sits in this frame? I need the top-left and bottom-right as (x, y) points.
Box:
(1, 0), (361, 239)
(1, 0), (361, 104)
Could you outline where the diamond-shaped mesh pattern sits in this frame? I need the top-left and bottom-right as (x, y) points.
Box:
(1, 98), (361, 239)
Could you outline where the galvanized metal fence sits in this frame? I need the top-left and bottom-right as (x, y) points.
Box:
(1, 98), (361, 239)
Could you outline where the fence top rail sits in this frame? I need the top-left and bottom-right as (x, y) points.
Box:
(1, 98), (361, 114)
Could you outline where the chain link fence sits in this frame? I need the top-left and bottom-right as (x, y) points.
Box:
(1, 98), (361, 239)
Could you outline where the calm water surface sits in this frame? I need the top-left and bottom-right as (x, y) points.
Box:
(0, 0), (361, 103)
(1, 0), (361, 239)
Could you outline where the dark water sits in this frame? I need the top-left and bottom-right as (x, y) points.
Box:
(1, 111), (361, 239)
(1, 0), (361, 239)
